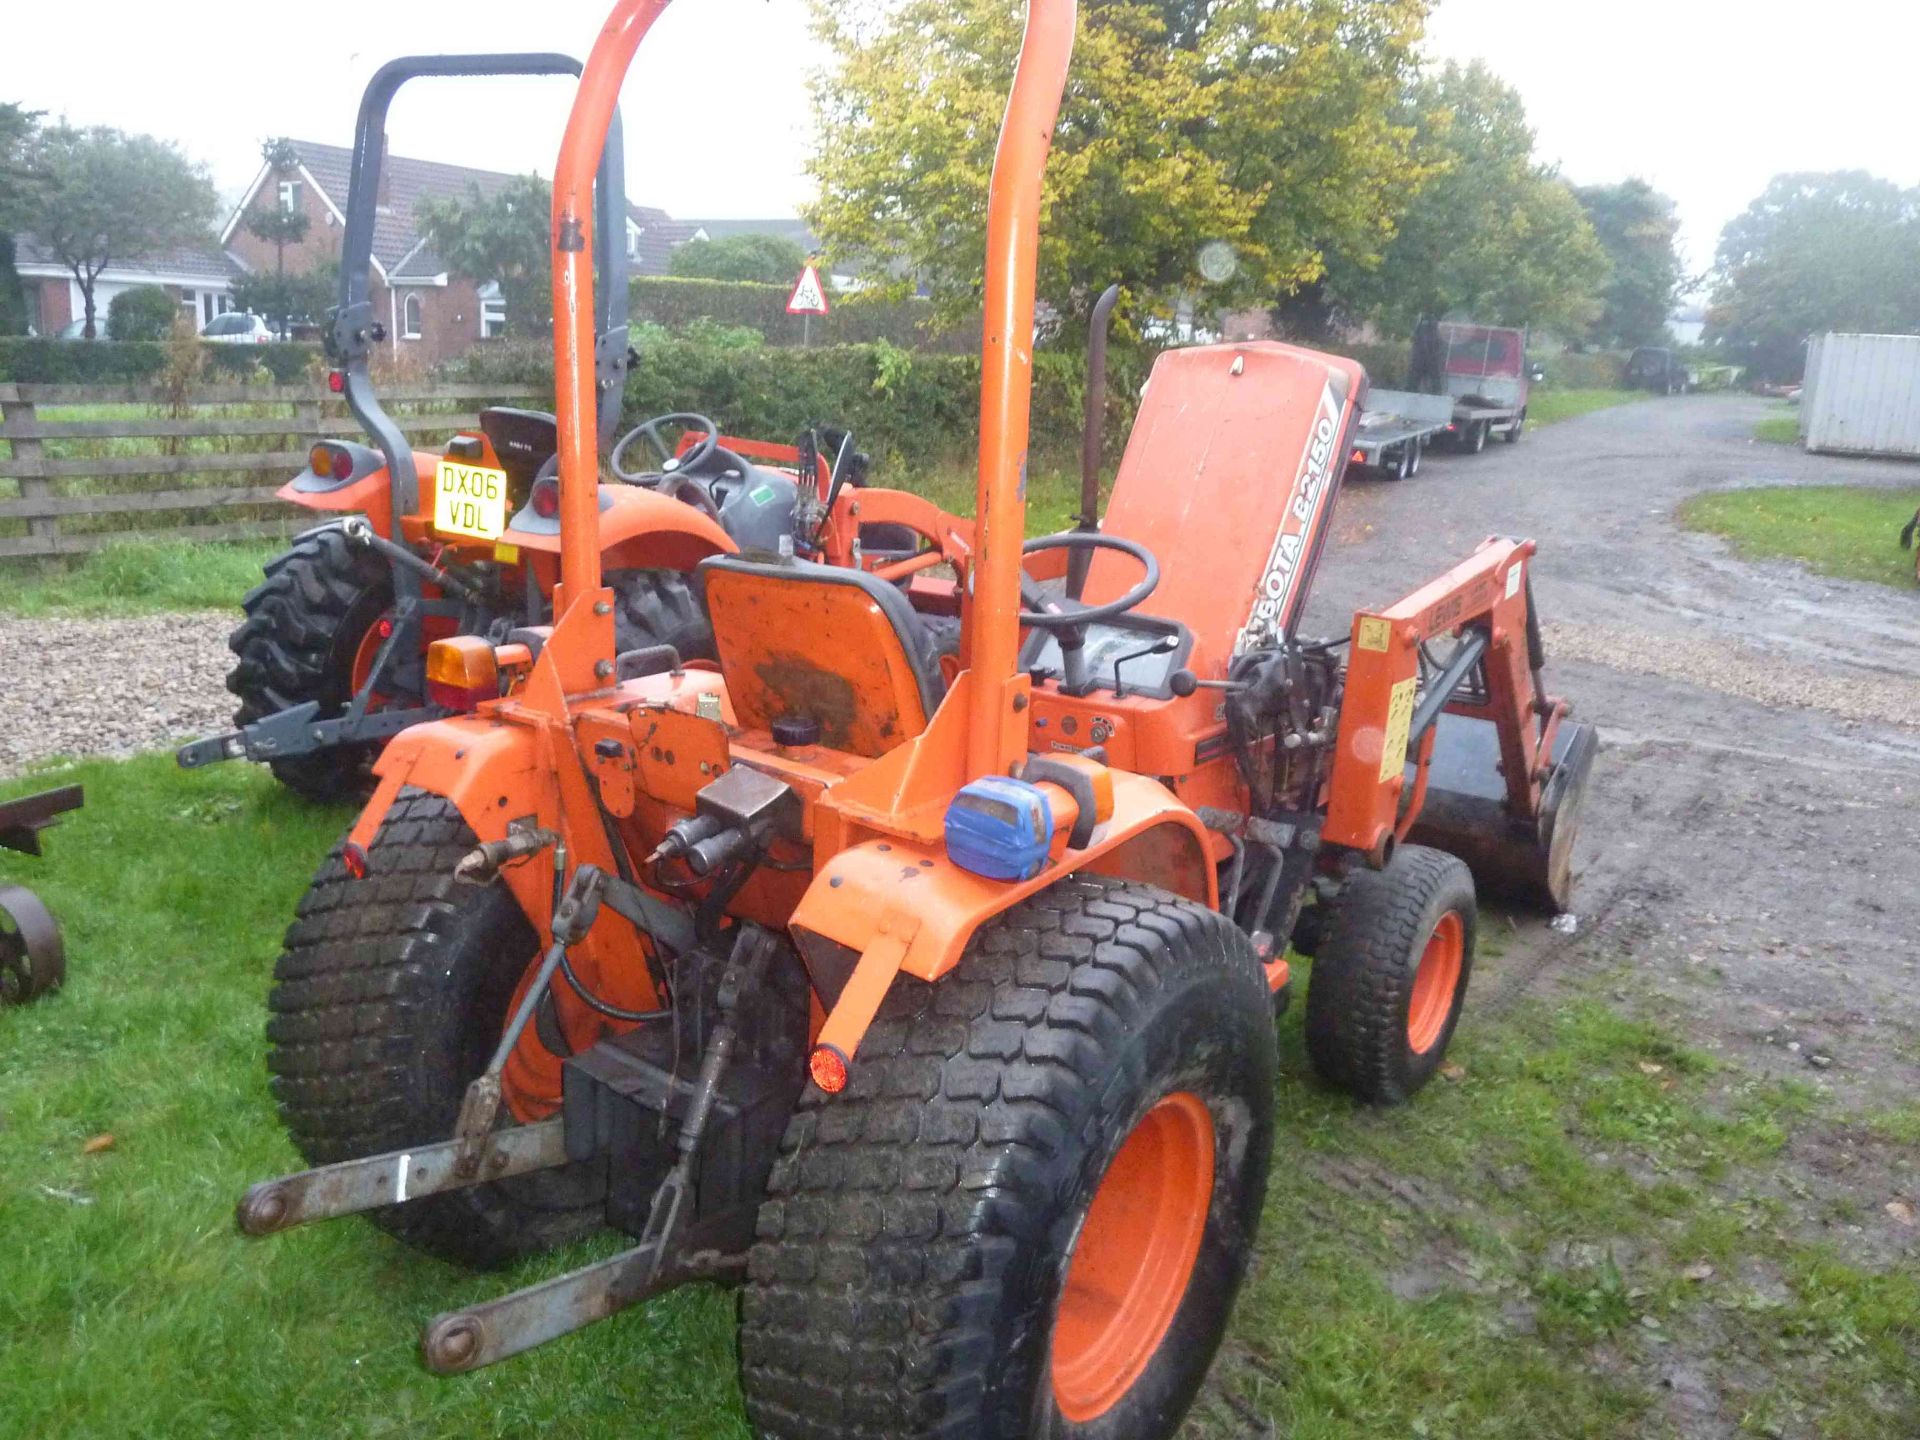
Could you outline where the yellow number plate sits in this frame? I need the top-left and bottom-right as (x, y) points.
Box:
(434, 461), (509, 541)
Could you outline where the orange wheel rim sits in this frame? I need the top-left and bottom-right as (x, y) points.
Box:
(1051, 1091), (1214, 1423)
(1407, 910), (1464, 1054)
(348, 617), (391, 696)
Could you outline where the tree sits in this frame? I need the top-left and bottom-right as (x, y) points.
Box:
(670, 232), (807, 284)
(0, 103), (41, 335)
(107, 284), (179, 341)
(21, 123), (217, 338)
(1325, 62), (1610, 337)
(1707, 172), (1920, 381)
(230, 261), (338, 337)
(417, 174), (551, 338)
(242, 137), (312, 338)
(1575, 179), (1681, 348)
(808, 0), (1430, 329)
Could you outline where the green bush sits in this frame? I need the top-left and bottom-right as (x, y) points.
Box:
(441, 336), (1153, 470)
(630, 276), (972, 353)
(0, 337), (321, 385)
(106, 286), (180, 342)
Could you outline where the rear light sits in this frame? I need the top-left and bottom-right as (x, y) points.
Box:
(327, 370), (346, 394)
(529, 477), (560, 519)
(808, 1044), (849, 1094)
(308, 442), (354, 482)
(341, 842), (369, 880)
(425, 636), (501, 711)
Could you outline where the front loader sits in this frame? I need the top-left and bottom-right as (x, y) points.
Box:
(234, 2), (1596, 1436)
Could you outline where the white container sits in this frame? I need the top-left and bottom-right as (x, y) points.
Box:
(1801, 333), (1920, 459)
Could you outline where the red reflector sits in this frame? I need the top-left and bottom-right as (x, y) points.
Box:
(427, 678), (491, 712)
(376, 617), (395, 639)
(327, 370), (346, 394)
(341, 842), (369, 880)
(808, 1044), (849, 1094)
(1351, 449), (1366, 464)
(530, 479), (560, 519)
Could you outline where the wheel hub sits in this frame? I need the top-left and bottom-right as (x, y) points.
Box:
(1051, 1091), (1214, 1422)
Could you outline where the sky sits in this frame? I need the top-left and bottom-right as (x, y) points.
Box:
(4, 0), (1918, 284)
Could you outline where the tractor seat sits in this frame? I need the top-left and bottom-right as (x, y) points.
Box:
(698, 556), (945, 757)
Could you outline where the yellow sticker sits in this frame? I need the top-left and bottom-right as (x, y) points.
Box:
(493, 542), (521, 564)
(1380, 676), (1417, 782)
(1357, 616), (1391, 653)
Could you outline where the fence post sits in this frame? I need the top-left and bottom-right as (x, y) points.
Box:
(0, 388), (57, 552)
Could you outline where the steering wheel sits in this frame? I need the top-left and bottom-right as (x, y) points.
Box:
(1017, 533), (1159, 631)
(611, 412), (720, 484)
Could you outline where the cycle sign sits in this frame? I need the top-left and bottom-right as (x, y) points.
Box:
(786, 265), (830, 316)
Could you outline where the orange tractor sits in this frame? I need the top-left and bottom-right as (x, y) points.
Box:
(234, 2), (1596, 1435)
(177, 54), (960, 801)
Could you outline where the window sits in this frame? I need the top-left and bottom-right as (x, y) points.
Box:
(277, 179), (301, 212)
(478, 282), (506, 340)
(401, 293), (423, 340)
(627, 222), (640, 258)
(204, 313), (247, 337)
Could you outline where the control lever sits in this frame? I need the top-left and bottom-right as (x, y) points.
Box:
(1170, 668), (1250, 697)
(1112, 634), (1180, 699)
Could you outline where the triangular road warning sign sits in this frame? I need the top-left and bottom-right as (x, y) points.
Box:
(786, 265), (830, 316)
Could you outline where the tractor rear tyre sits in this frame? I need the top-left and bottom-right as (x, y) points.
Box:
(610, 568), (714, 664)
(1304, 844), (1476, 1106)
(265, 789), (607, 1268)
(227, 523), (393, 803)
(740, 875), (1276, 1440)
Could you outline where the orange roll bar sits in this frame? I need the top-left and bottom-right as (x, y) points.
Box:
(552, 0), (674, 616)
(965, 0), (1077, 780)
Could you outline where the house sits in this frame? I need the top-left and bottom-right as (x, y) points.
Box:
(15, 235), (240, 337)
(221, 140), (733, 363)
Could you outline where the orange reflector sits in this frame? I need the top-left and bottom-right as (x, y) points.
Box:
(341, 842), (369, 880)
(808, 1044), (849, 1094)
(425, 635), (500, 712)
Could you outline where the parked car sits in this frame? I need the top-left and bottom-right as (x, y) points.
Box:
(201, 312), (277, 345)
(1626, 346), (1695, 395)
(53, 317), (107, 340)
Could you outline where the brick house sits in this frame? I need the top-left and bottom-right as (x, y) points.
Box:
(220, 141), (712, 364)
(15, 235), (239, 337)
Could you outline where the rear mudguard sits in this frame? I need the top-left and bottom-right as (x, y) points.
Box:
(502, 484), (735, 573)
(276, 448), (443, 539)
(790, 770), (1215, 1070)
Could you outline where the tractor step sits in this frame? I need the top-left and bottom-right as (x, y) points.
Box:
(234, 1119), (567, 1236)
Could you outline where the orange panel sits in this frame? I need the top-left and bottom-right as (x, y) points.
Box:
(1091, 342), (1365, 676)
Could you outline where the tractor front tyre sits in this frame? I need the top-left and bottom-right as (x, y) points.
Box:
(265, 789), (606, 1269)
(609, 568), (715, 664)
(226, 523), (393, 803)
(1304, 844), (1477, 1105)
(740, 876), (1276, 1440)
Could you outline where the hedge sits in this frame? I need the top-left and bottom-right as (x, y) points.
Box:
(446, 336), (1152, 470)
(0, 337), (322, 385)
(630, 277), (973, 353)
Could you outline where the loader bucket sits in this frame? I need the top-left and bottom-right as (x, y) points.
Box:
(1404, 712), (1597, 914)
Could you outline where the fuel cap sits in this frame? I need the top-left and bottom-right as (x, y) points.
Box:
(771, 714), (821, 748)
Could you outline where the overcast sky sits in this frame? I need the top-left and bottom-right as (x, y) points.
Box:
(5, 0), (1917, 283)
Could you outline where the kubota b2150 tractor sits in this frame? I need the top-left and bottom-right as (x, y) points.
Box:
(234, 4), (1596, 1436)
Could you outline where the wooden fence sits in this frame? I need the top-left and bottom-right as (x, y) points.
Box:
(0, 381), (544, 561)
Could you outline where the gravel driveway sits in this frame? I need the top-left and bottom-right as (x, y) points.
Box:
(0, 612), (233, 777)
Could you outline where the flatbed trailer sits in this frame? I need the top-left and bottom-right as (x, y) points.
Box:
(1348, 389), (1454, 479)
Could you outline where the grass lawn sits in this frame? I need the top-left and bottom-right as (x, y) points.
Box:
(1680, 485), (1920, 589)
(0, 538), (283, 617)
(1755, 415), (1801, 445)
(1528, 389), (1646, 427)
(5, 757), (1913, 1438)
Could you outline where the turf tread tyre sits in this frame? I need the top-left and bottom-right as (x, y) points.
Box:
(610, 568), (714, 664)
(227, 522), (392, 802)
(739, 874), (1276, 1440)
(266, 789), (604, 1268)
(1304, 844), (1476, 1105)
